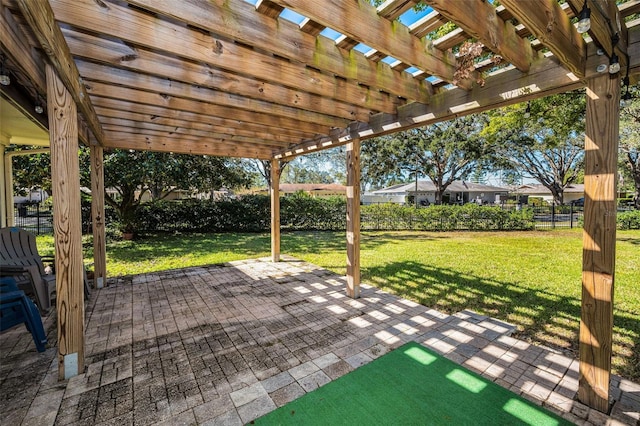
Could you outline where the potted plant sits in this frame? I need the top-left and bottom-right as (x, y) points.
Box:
(119, 211), (137, 240)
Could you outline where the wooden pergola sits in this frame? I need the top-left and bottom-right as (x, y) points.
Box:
(1, 0), (639, 413)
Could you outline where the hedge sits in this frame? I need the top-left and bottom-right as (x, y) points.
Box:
(129, 195), (538, 233)
(617, 210), (640, 230)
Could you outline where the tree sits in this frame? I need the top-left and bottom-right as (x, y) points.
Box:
(483, 92), (586, 205)
(8, 147), (52, 196)
(79, 149), (254, 232)
(362, 114), (492, 204)
(620, 83), (640, 208)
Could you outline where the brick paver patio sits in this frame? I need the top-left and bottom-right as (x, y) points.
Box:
(1, 256), (639, 425)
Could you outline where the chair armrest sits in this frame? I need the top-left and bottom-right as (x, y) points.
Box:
(0, 265), (29, 274)
(0, 290), (26, 303)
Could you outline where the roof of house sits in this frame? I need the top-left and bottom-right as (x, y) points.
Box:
(279, 183), (346, 193)
(514, 184), (585, 195)
(370, 180), (509, 194)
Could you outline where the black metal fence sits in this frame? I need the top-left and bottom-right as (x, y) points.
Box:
(12, 203), (53, 235)
(502, 204), (585, 229)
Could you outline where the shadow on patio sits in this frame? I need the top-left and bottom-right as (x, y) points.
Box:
(1, 257), (638, 425)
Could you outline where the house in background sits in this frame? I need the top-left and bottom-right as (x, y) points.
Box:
(363, 180), (509, 206)
(512, 184), (584, 205)
(256, 183), (346, 198)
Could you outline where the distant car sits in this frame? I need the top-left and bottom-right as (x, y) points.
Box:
(571, 197), (584, 206)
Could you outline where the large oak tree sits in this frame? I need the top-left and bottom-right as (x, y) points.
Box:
(483, 92), (586, 205)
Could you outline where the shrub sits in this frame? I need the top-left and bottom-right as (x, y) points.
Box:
(113, 197), (538, 234)
(617, 210), (640, 230)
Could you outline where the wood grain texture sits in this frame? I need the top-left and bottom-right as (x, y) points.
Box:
(124, 0), (431, 103)
(500, 0), (586, 78)
(90, 144), (106, 288)
(65, 35), (396, 118)
(426, 0), (536, 72)
(566, 0), (627, 66)
(16, 0), (103, 144)
(270, 159), (281, 263)
(93, 107), (305, 143)
(47, 64), (85, 380)
(0, 6), (46, 93)
(50, 0), (423, 109)
(578, 72), (620, 413)
(346, 139), (361, 299)
(84, 84), (335, 134)
(103, 132), (275, 159)
(271, 0), (470, 89)
(91, 98), (313, 141)
(83, 79), (348, 129)
(276, 53), (585, 159)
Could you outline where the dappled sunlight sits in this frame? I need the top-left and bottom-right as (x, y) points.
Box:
(446, 369), (487, 393)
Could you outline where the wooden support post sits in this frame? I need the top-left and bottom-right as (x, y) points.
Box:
(47, 64), (85, 380)
(578, 72), (620, 412)
(270, 158), (281, 262)
(4, 150), (15, 227)
(346, 138), (361, 298)
(90, 144), (107, 288)
(0, 143), (6, 228)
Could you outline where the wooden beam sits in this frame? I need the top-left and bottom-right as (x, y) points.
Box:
(0, 5), (46, 93)
(65, 33), (398, 117)
(98, 117), (292, 148)
(346, 138), (361, 299)
(47, 63), (84, 380)
(276, 52), (586, 159)
(84, 84), (336, 134)
(566, 0), (627, 66)
(426, 0), (537, 72)
(16, 0), (103, 145)
(500, 0), (586, 78)
(90, 143), (106, 289)
(270, 159), (281, 263)
(620, 0), (640, 19)
(270, 0), (473, 89)
(255, 0), (283, 18)
(102, 126), (286, 151)
(298, 18), (325, 36)
(103, 132), (275, 160)
(432, 27), (469, 51)
(84, 78), (348, 128)
(123, 0), (431, 103)
(93, 105), (309, 143)
(91, 97), (313, 141)
(578, 72), (619, 413)
(377, 0), (419, 20)
(52, 0), (424, 106)
(409, 10), (449, 39)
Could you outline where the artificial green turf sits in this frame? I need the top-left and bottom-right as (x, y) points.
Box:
(254, 342), (572, 426)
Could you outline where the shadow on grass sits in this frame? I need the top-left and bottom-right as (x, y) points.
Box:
(618, 237), (640, 246)
(363, 260), (640, 381)
(281, 231), (448, 255)
(104, 232), (271, 262)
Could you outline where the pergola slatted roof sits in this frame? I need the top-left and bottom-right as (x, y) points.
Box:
(2, 0), (637, 161)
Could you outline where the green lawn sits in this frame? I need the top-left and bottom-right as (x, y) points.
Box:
(37, 229), (640, 381)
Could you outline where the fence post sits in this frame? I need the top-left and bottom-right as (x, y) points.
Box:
(37, 203), (40, 235)
(570, 203), (574, 229)
(552, 203), (556, 229)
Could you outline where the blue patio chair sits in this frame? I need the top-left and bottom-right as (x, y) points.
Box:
(0, 277), (48, 352)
